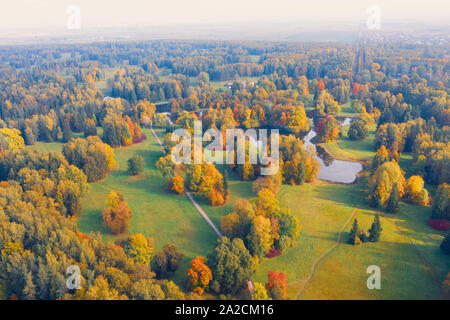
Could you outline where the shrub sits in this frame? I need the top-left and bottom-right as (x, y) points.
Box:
(347, 120), (369, 140)
(127, 155), (145, 175)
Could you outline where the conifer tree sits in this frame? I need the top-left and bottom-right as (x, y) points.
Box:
(348, 218), (359, 245)
(62, 118), (72, 142)
(223, 170), (229, 199)
(386, 183), (399, 213)
(368, 215), (382, 242)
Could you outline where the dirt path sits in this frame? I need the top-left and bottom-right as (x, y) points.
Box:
(293, 209), (357, 299)
(150, 126), (223, 238)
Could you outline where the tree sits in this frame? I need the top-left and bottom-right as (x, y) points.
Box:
(368, 215), (382, 242)
(316, 115), (340, 142)
(221, 212), (243, 239)
(386, 183), (399, 213)
(367, 161), (405, 208)
(207, 237), (255, 294)
(102, 192), (132, 234)
(62, 136), (115, 182)
(440, 234), (450, 255)
(404, 175), (429, 206)
(186, 256), (212, 295)
(22, 272), (36, 300)
(348, 120), (369, 140)
(265, 271), (287, 300)
(124, 234), (154, 264)
(168, 175), (184, 194)
(62, 117), (72, 143)
(127, 155), (145, 175)
(153, 244), (185, 279)
(442, 272), (450, 299)
(348, 219), (360, 245)
(84, 118), (97, 137)
(251, 188), (280, 218)
(223, 170), (229, 200)
(246, 215), (274, 257)
(0, 128), (25, 151)
(431, 183), (449, 221)
(251, 282), (270, 300)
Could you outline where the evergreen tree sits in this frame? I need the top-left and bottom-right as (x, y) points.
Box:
(348, 218), (359, 245)
(440, 234), (450, 255)
(368, 215), (382, 242)
(62, 118), (72, 142)
(386, 183), (399, 213)
(223, 170), (229, 199)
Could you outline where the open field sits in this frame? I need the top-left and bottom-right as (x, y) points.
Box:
(78, 128), (219, 284)
(28, 122), (449, 299)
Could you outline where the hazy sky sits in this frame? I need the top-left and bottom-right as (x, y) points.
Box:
(0, 0), (448, 30)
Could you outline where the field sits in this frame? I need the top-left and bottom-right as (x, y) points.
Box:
(27, 118), (449, 299)
(78, 128), (219, 284)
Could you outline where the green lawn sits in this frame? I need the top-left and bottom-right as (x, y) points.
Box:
(26, 123), (449, 299)
(78, 128), (218, 284)
(249, 180), (449, 300)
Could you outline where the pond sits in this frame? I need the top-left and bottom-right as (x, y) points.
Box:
(303, 118), (363, 184)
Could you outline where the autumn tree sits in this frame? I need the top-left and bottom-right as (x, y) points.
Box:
(153, 244), (185, 279)
(62, 136), (115, 182)
(251, 282), (270, 300)
(316, 115), (340, 143)
(246, 215), (274, 257)
(404, 175), (429, 206)
(102, 191), (132, 234)
(367, 161), (405, 208)
(187, 256), (212, 295)
(265, 271), (287, 300)
(124, 233), (154, 264)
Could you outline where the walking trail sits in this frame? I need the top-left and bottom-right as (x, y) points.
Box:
(292, 209), (357, 299)
(150, 126), (223, 238)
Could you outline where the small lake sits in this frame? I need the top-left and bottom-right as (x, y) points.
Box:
(304, 118), (363, 184)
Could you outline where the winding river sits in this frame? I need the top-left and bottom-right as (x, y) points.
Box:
(303, 118), (363, 184)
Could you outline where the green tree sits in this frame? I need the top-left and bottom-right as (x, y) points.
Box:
(348, 218), (360, 245)
(368, 215), (382, 242)
(432, 183), (449, 220)
(386, 183), (399, 213)
(348, 120), (369, 140)
(207, 237), (256, 294)
(128, 155), (145, 175)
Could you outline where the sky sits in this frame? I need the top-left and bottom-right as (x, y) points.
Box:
(0, 0), (448, 31)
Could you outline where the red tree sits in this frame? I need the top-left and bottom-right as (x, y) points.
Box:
(266, 271), (287, 300)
